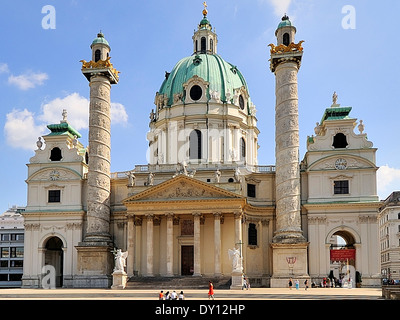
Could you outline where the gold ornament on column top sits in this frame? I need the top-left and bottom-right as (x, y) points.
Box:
(80, 56), (120, 80)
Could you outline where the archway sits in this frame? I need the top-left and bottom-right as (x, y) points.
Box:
(329, 230), (356, 287)
(44, 236), (64, 287)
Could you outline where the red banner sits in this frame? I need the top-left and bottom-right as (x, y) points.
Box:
(330, 249), (355, 261)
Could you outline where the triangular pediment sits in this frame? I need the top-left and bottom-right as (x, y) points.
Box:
(123, 174), (243, 203)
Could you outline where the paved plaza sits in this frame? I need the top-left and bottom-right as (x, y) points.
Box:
(0, 287), (383, 300)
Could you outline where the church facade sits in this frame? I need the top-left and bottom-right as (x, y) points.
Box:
(21, 7), (381, 288)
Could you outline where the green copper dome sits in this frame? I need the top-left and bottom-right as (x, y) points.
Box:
(277, 14), (292, 29)
(159, 53), (251, 109)
(91, 32), (110, 48)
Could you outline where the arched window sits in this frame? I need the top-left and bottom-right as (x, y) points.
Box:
(240, 137), (246, 162)
(50, 147), (62, 161)
(201, 37), (206, 53)
(332, 133), (348, 148)
(283, 33), (290, 46)
(189, 129), (202, 160)
(248, 223), (257, 246)
(196, 40), (198, 52)
(210, 38), (213, 52)
(94, 49), (101, 62)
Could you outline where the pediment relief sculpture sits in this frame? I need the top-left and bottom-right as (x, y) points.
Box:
(28, 168), (81, 182)
(124, 175), (242, 203)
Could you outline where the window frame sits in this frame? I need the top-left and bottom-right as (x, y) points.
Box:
(333, 180), (349, 195)
(48, 189), (61, 203)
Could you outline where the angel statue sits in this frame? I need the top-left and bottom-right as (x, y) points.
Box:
(112, 248), (128, 272)
(228, 247), (243, 273)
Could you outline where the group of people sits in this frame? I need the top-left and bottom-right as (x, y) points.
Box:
(288, 278), (309, 290)
(157, 281), (216, 300)
(159, 290), (185, 300)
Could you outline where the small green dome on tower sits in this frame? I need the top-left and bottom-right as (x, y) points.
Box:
(277, 14), (292, 29)
(91, 32), (110, 48)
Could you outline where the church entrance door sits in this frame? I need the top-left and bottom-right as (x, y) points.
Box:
(181, 245), (194, 275)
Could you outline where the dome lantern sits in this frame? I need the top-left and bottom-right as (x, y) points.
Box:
(192, 2), (217, 54)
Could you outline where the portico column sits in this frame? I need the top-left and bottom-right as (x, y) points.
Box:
(214, 212), (222, 276)
(165, 213), (174, 276)
(193, 212), (202, 276)
(234, 211), (243, 247)
(146, 214), (154, 276)
(127, 215), (135, 277)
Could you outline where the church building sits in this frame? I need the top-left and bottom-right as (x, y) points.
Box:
(21, 6), (381, 288)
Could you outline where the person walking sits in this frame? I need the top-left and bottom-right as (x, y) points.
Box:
(208, 281), (215, 300)
(170, 290), (178, 300)
(159, 290), (164, 300)
(288, 278), (293, 290)
(304, 279), (309, 290)
(178, 291), (185, 300)
(295, 279), (299, 290)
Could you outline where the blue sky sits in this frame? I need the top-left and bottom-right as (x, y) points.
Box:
(1, 0), (399, 213)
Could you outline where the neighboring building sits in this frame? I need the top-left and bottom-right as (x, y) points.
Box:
(0, 206), (25, 287)
(21, 6), (382, 288)
(378, 191), (400, 282)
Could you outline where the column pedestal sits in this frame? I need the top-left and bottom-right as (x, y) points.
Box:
(111, 270), (128, 290)
(270, 242), (309, 288)
(230, 272), (244, 290)
(74, 244), (113, 288)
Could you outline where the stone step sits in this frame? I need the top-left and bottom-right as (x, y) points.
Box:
(126, 276), (231, 290)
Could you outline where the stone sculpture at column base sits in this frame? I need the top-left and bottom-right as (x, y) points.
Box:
(270, 242), (309, 288)
(228, 247), (244, 290)
(111, 248), (128, 289)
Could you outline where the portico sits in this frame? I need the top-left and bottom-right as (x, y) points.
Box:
(123, 175), (246, 277)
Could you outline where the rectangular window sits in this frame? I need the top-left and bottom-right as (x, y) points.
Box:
(1, 248), (9, 258)
(48, 190), (61, 203)
(12, 234), (24, 241)
(247, 184), (256, 198)
(334, 180), (349, 194)
(248, 223), (258, 246)
(1, 234), (9, 241)
(10, 260), (23, 268)
(0, 261), (8, 268)
(9, 273), (22, 281)
(10, 248), (23, 258)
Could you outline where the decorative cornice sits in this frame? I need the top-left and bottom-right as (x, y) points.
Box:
(303, 201), (381, 210)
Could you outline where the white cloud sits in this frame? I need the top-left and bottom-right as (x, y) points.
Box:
(8, 71), (48, 90)
(0, 63), (9, 74)
(377, 165), (400, 200)
(4, 93), (128, 150)
(261, 0), (292, 17)
(111, 102), (129, 125)
(4, 109), (47, 150)
(39, 94), (129, 129)
(39, 93), (90, 131)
